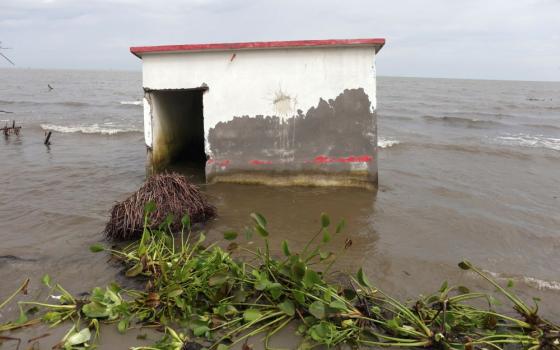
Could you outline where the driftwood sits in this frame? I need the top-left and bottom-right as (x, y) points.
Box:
(104, 172), (216, 240)
(44, 131), (52, 145)
(1, 120), (21, 136)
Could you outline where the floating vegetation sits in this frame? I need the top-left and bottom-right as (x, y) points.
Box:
(1, 206), (559, 349)
(104, 173), (216, 240)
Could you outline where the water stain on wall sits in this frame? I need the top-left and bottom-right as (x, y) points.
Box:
(208, 88), (376, 163)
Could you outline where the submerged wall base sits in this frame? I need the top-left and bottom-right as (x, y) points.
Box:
(207, 171), (377, 190)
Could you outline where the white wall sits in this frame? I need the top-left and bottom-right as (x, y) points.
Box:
(140, 46), (376, 153)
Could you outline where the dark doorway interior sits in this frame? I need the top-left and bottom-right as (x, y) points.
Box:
(150, 88), (206, 181)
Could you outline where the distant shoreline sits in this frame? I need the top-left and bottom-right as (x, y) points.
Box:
(1, 66), (560, 84)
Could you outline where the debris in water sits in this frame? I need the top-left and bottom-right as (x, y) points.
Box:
(104, 172), (216, 240)
(1, 120), (21, 136)
(44, 131), (52, 146)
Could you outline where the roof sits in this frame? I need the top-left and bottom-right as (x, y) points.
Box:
(130, 38), (385, 58)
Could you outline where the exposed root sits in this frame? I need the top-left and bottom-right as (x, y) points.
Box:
(104, 172), (216, 240)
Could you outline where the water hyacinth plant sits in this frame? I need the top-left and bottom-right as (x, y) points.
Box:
(0, 203), (558, 350)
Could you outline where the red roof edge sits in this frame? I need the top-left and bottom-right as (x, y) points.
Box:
(130, 38), (385, 58)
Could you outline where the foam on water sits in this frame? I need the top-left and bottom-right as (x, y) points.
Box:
(485, 270), (560, 292)
(378, 137), (400, 148)
(119, 100), (142, 106)
(41, 123), (142, 135)
(496, 134), (560, 151)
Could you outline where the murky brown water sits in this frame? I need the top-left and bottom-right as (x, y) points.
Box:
(1, 69), (560, 349)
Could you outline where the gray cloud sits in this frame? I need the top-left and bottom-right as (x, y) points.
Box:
(1, 0), (559, 81)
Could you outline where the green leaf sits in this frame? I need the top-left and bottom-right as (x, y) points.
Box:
(320, 213), (330, 228)
(321, 229), (331, 243)
(162, 213), (174, 228)
(43, 311), (62, 324)
(309, 322), (331, 342)
(144, 201), (156, 214)
(254, 225), (269, 237)
(41, 274), (52, 287)
(89, 243), (105, 253)
(167, 286), (184, 298)
(458, 260), (472, 270)
(507, 279), (514, 288)
(356, 267), (372, 288)
(243, 309), (262, 322)
(208, 272), (229, 287)
(181, 213), (191, 231)
(281, 240), (291, 256)
(197, 233), (206, 244)
(291, 260), (307, 282)
(82, 302), (110, 318)
(335, 219), (346, 234)
(193, 325), (209, 337)
(329, 300), (347, 311)
(309, 301), (326, 320)
(66, 327), (91, 346)
(254, 273), (271, 291)
(117, 319), (128, 334)
(387, 317), (401, 330)
(278, 300), (295, 316)
(125, 263), (143, 277)
(223, 231), (238, 241)
(293, 290), (305, 304)
(250, 212), (267, 229)
(268, 283), (283, 300)
(217, 344), (230, 350)
(439, 280), (448, 293)
(302, 270), (322, 289)
(15, 305), (28, 324)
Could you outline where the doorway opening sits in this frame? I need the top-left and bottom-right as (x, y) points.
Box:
(149, 88), (207, 181)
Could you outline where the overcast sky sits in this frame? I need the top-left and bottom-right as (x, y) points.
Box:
(1, 0), (559, 81)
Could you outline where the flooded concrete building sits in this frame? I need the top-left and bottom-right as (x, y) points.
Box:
(131, 38), (385, 189)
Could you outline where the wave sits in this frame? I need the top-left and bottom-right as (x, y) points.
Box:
(60, 101), (90, 107)
(397, 142), (534, 160)
(522, 123), (560, 131)
(484, 270), (560, 292)
(378, 137), (400, 148)
(40, 123), (142, 135)
(496, 134), (560, 151)
(423, 115), (502, 128)
(0, 99), (91, 107)
(119, 100), (142, 106)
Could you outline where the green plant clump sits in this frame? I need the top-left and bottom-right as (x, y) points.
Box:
(1, 205), (559, 350)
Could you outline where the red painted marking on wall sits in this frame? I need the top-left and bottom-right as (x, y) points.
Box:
(313, 155), (373, 164)
(249, 159), (273, 165)
(339, 155), (373, 163)
(313, 155), (332, 164)
(130, 38), (386, 58)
